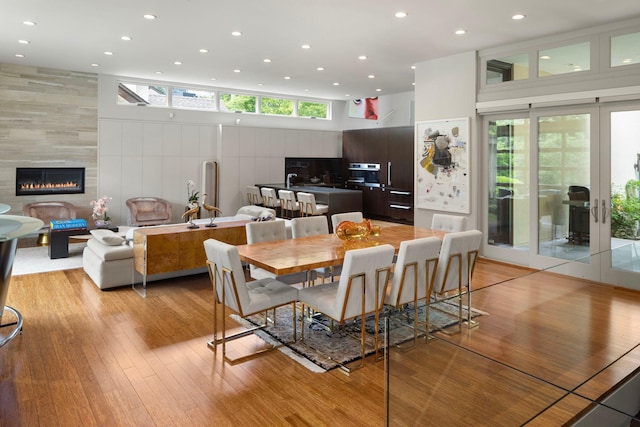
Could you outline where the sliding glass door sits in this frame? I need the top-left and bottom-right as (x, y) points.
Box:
(483, 103), (640, 288)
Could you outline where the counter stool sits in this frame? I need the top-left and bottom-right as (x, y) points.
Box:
(278, 190), (300, 219)
(297, 192), (328, 217)
(260, 187), (281, 216)
(246, 186), (263, 206)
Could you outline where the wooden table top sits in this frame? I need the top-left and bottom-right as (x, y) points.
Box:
(237, 224), (445, 276)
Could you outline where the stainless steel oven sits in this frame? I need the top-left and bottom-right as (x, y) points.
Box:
(347, 163), (381, 187)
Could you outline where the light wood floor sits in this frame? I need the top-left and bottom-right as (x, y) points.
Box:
(2, 255), (640, 425)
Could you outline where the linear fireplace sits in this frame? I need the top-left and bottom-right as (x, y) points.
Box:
(16, 167), (85, 196)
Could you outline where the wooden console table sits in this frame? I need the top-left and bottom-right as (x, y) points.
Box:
(132, 220), (248, 295)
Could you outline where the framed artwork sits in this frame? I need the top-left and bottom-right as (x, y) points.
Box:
(415, 117), (470, 213)
(348, 97), (379, 120)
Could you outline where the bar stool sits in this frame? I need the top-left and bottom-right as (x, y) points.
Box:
(278, 190), (300, 219)
(246, 186), (263, 206)
(297, 192), (328, 217)
(260, 187), (281, 216)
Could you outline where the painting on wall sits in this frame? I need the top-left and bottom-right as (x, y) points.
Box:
(416, 118), (470, 213)
(348, 97), (378, 120)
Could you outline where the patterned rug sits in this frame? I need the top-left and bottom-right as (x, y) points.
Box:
(236, 301), (486, 372)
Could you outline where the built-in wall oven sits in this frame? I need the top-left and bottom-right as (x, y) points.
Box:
(347, 163), (380, 187)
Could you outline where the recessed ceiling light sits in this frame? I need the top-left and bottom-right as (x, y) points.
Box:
(376, 88), (382, 92)
(455, 29), (467, 35)
(317, 67), (324, 71)
(345, 94), (351, 97)
(623, 58), (633, 64)
(301, 44), (311, 49)
(23, 21), (36, 26)
(90, 63), (99, 67)
(411, 65), (416, 70)
(540, 55), (551, 60)
(18, 40), (29, 44)
(263, 58), (271, 63)
(174, 61), (182, 65)
(368, 75), (375, 79)
(284, 76), (291, 80)
(333, 82), (340, 86)
(512, 14), (526, 20)
(395, 11), (408, 18)
(234, 69), (241, 73)
(231, 31), (242, 36)
(156, 71), (163, 74)
(210, 77), (217, 80)
(304, 89), (309, 92)
(121, 36), (132, 41)
(15, 54), (25, 58)
(412, 82), (416, 86)
(358, 55), (367, 60)
(199, 48), (208, 53)
(104, 51), (114, 55)
(258, 83), (263, 86)
(143, 14), (156, 20)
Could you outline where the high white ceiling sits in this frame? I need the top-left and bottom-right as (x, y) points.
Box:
(2, 0), (640, 101)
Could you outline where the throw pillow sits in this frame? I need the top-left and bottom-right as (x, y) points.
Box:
(90, 229), (125, 246)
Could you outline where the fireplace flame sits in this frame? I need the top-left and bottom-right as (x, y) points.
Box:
(20, 181), (79, 190)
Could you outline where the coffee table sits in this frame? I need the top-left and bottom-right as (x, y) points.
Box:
(49, 226), (130, 259)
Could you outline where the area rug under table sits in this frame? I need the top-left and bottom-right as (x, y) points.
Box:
(236, 301), (486, 372)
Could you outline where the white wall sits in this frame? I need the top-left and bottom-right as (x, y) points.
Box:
(217, 125), (342, 215)
(98, 74), (345, 223)
(413, 51), (478, 229)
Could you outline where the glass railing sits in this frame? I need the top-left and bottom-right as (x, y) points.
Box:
(384, 244), (640, 426)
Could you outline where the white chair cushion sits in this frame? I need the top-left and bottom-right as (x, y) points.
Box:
(90, 229), (125, 246)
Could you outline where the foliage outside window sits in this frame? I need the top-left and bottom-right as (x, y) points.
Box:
(611, 180), (640, 239)
(261, 97), (294, 116)
(219, 93), (256, 113)
(298, 101), (328, 119)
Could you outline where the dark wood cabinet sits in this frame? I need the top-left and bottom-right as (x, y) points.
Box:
(342, 126), (414, 223)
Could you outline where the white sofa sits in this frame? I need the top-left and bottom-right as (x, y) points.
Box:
(82, 206), (280, 290)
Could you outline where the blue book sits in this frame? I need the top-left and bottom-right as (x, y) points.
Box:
(50, 219), (87, 230)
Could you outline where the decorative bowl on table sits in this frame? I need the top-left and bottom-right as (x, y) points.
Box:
(335, 219), (375, 242)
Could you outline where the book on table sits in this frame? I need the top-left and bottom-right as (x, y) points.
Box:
(50, 218), (88, 231)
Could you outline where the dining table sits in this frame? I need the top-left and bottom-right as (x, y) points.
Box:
(236, 224), (446, 276)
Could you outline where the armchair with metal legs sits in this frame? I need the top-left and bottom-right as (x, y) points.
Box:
(203, 238), (298, 364)
(384, 237), (441, 349)
(431, 230), (483, 334)
(298, 244), (394, 372)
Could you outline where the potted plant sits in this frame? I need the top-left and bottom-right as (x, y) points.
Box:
(611, 179), (640, 240)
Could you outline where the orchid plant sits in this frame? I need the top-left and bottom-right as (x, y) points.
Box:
(187, 180), (199, 204)
(90, 195), (112, 221)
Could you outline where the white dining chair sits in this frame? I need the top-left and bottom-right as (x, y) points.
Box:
(298, 244), (394, 372)
(432, 230), (482, 333)
(296, 192), (328, 217)
(330, 211), (364, 233)
(203, 238), (298, 364)
(245, 220), (311, 285)
(291, 216), (336, 283)
(385, 237), (441, 348)
(431, 213), (467, 232)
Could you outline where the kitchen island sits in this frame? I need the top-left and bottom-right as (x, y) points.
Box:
(255, 183), (362, 218)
